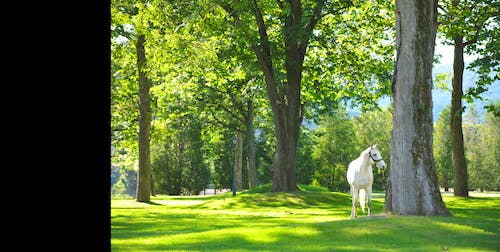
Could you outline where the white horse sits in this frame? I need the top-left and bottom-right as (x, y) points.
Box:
(347, 144), (386, 219)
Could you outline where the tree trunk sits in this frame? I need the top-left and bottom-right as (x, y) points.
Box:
(269, 54), (302, 192)
(443, 175), (449, 192)
(251, 0), (314, 192)
(236, 131), (243, 190)
(385, 0), (450, 216)
(246, 100), (258, 188)
(451, 37), (469, 197)
(271, 111), (300, 192)
(150, 172), (155, 196)
(135, 34), (152, 203)
(176, 138), (185, 195)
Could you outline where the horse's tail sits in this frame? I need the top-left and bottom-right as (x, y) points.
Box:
(359, 189), (366, 213)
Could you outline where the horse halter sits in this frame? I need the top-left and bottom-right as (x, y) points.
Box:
(369, 150), (384, 163)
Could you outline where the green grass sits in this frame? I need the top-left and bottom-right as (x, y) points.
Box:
(111, 187), (500, 251)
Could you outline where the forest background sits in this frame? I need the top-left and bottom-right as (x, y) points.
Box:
(110, 0), (499, 198)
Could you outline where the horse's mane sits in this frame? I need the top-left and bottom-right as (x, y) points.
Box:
(358, 146), (373, 167)
(361, 146), (373, 157)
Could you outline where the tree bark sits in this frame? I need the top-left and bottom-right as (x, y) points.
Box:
(252, 0), (316, 192)
(451, 37), (469, 197)
(236, 130), (243, 190)
(151, 172), (156, 196)
(135, 34), (152, 202)
(385, 0), (450, 216)
(272, 108), (300, 192)
(246, 100), (258, 188)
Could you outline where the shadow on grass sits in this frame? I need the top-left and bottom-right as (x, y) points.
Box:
(112, 212), (499, 251)
(145, 201), (164, 205)
(111, 193), (500, 251)
(180, 191), (357, 211)
(443, 196), (500, 234)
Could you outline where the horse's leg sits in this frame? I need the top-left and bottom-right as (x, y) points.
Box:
(351, 185), (359, 220)
(350, 185), (357, 219)
(366, 186), (372, 216)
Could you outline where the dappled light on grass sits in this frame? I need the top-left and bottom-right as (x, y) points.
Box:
(112, 191), (500, 251)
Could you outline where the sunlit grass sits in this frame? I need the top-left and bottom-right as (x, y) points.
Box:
(111, 187), (500, 251)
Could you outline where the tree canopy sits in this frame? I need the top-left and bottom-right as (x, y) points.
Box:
(111, 0), (499, 197)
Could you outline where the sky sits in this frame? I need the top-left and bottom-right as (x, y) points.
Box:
(434, 38), (479, 66)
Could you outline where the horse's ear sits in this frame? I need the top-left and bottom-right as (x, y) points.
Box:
(372, 143), (377, 148)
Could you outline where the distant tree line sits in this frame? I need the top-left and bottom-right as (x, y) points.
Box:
(111, 105), (392, 196)
(111, 100), (499, 196)
(434, 101), (500, 192)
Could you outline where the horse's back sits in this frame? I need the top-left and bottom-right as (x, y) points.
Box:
(347, 157), (373, 187)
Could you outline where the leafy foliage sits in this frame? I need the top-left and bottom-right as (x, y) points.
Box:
(464, 102), (500, 191)
(310, 106), (391, 192)
(438, 0), (500, 109)
(303, 0), (395, 117)
(110, 0), (498, 196)
(433, 106), (454, 191)
(296, 128), (316, 185)
(432, 102), (500, 192)
(353, 106), (392, 189)
(311, 108), (359, 192)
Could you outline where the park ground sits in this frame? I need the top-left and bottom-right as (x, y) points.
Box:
(111, 186), (500, 251)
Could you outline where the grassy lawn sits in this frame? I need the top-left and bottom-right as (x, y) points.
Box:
(111, 186), (500, 251)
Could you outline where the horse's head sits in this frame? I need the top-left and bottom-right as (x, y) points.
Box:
(369, 144), (386, 172)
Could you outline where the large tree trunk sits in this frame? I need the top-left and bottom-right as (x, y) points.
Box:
(451, 37), (469, 197)
(272, 109), (300, 192)
(135, 34), (152, 202)
(252, 0), (314, 192)
(385, 0), (450, 216)
(236, 131), (243, 190)
(246, 100), (258, 188)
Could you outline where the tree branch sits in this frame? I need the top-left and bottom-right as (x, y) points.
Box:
(325, 0), (354, 17)
(220, 2), (239, 26)
(220, 102), (245, 125)
(217, 1), (283, 120)
(305, 0), (325, 36)
(300, 0), (324, 54)
(209, 112), (242, 132)
(436, 2), (448, 14)
(463, 23), (483, 46)
(253, 0), (272, 67)
(276, 0), (283, 9)
(301, 0), (353, 53)
(230, 92), (248, 121)
(252, 44), (284, 105)
(252, 0), (283, 106)
(201, 84), (245, 124)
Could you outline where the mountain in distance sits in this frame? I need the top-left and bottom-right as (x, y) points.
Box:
(375, 63), (499, 122)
